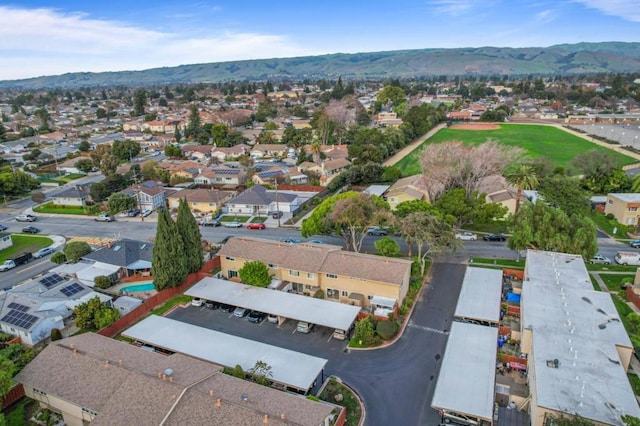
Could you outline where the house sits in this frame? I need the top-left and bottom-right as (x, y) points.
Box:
(121, 181), (168, 211)
(0, 232), (13, 251)
(194, 164), (247, 188)
(210, 144), (250, 161)
(604, 193), (640, 225)
(0, 273), (111, 346)
(82, 239), (154, 279)
(385, 175), (431, 210)
(477, 174), (526, 215)
(56, 157), (87, 175)
(251, 166), (308, 186)
(162, 160), (204, 179)
(15, 333), (337, 426)
(52, 185), (91, 207)
(181, 144), (212, 160)
(376, 111), (403, 128)
(113, 296), (142, 316)
(167, 188), (233, 214)
(219, 237), (412, 309)
(141, 120), (166, 133)
(297, 159), (351, 184)
(520, 250), (640, 425)
(225, 186), (299, 215)
(250, 144), (288, 159)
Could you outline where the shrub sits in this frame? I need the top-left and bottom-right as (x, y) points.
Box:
(63, 241), (92, 263)
(51, 252), (67, 264)
(94, 276), (112, 289)
(232, 364), (245, 379)
(376, 320), (399, 340)
(50, 328), (62, 341)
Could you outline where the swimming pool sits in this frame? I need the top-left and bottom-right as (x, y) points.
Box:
(120, 282), (155, 293)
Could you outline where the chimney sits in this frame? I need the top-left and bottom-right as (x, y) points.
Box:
(215, 398), (222, 407)
(209, 390), (214, 396)
(73, 349), (77, 358)
(118, 359), (122, 366)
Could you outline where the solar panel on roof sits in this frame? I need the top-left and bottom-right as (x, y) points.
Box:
(1, 310), (38, 329)
(39, 273), (65, 288)
(60, 283), (84, 297)
(7, 302), (29, 312)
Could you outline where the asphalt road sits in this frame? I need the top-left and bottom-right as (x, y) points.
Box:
(168, 260), (467, 426)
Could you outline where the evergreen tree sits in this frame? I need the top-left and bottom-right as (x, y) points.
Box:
(176, 198), (203, 273)
(185, 104), (201, 139)
(152, 208), (188, 290)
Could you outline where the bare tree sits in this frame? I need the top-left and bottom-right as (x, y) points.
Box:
(420, 140), (524, 200)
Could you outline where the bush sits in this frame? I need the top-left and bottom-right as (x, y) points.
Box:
(50, 328), (62, 341)
(376, 320), (399, 340)
(94, 276), (112, 289)
(51, 252), (67, 264)
(63, 241), (92, 263)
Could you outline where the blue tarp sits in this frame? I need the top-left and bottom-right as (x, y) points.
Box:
(507, 292), (521, 304)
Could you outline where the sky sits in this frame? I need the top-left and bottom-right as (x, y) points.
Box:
(0, 0), (639, 81)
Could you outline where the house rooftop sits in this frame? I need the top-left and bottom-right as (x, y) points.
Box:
(609, 193), (640, 203)
(82, 239), (153, 268)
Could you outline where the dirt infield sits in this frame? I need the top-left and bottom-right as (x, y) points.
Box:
(449, 123), (500, 130)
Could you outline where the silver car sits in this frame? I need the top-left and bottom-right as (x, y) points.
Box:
(589, 254), (611, 265)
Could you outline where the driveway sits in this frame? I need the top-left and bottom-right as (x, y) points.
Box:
(168, 259), (467, 426)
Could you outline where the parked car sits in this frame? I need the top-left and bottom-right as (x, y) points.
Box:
(95, 214), (114, 222)
(22, 226), (40, 234)
(279, 238), (302, 244)
(204, 301), (219, 310)
(141, 209), (152, 217)
(630, 239), (640, 248)
(483, 233), (506, 242)
(191, 297), (203, 307)
(589, 254), (611, 265)
(223, 221), (243, 228)
(367, 227), (388, 236)
(615, 251), (640, 266)
(233, 307), (249, 318)
(16, 214), (37, 222)
(247, 223), (266, 230)
(202, 220), (221, 227)
(307, 240), (324, 244)
(127, 209), (141, 217)
(0, 252), (33, 272)
(248, 311), (266, 323)
(220, 304), (235, 313)
(296, 321), (314, 334)
(272, 211), (283, 219)
(0, 224), (7, 231)
(267, 313), (278, 324)
(455, 232), (478, 241)
(33, 247), (55, 258)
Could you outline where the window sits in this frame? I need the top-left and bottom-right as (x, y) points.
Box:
(225, 256), (235, 261)
(305, 285), (313, 290)
(627, 217), (635, 225)
(268, 263), (278, 268)
(33, 388), (47, 396)
(289, 270), (300, 277)
(390, 197), (397, 202)
(629, 207), (638, 212)
(307, 272), (314, 279)
(367, 295), (373, 300)
(228, 270), (238, 278)
(608, 199), (613, 204)
(326, 288), (339, 299)
(342, 291), (348, 297)
(291, 282), (304, 293)
(326, 273), (337, 279)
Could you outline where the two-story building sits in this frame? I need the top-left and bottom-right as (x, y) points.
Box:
(604, 193), (640, 226)
(167, 188), (233, 214)
(121, 181), (169, 211)
(218, 237), (412, 310)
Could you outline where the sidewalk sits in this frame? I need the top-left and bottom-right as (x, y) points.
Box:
(383, 123), (447, 167)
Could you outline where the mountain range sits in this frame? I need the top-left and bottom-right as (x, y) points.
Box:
(2, 42), (640, 89)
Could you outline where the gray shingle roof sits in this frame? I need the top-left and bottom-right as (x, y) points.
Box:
(83, 239), (153, 267)
(53, 184), (91, 199)
(227, 186), (296, 207)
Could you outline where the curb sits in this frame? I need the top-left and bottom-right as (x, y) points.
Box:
(316, 375), (366, 426)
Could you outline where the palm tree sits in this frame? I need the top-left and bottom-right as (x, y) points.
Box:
(310, 140), (322, 163)
(505, 164), (539, 213)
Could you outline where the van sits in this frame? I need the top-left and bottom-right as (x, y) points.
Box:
(296, 321), (314, 333)
(614, 251), (640, 266)
(333, 329), (348, 340)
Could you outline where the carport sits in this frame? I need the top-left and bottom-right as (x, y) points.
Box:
(454, 267), (503, 327)
(431, 321), (498, 425)
(185, 277), (361, 332)
(123, 315), (328, 394)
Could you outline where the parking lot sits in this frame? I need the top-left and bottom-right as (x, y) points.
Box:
(167, 304), (350, 360)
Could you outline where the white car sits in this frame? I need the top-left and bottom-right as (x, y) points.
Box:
(141, 209), (152, 218)
(33, 247), (55, 258)
(16, 214), (37, 222)
(191, 297), (203, 307)
(455, 232), (478, 241)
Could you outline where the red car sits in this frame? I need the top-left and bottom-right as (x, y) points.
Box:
(246, 223), (266, 230)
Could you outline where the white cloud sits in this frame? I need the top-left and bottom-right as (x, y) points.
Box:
(428, 0), (477, 16)
(534, 9), (556, 23)
(0, 6), (313, 80)
(571, 0), (640, 22)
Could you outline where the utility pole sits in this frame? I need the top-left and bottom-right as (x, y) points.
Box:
(129, 149), (144, 222)
(275, 180), (280, 228)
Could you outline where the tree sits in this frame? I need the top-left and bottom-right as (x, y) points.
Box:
(50, 328), (62, 341)
(211, 123), (229, 146)
(353, 317), (375, 345)
(0, 356), (16, 400)
(185, 104), (202, 140)
(374, 237), (400, 257)
(51, 252), (66, 264)
(376, 86), (406, 109)
(623, 415), (640, 426)
(238, 261), (271, 287)
(248, 360), (273, 386)
(399, 212), (459, 274)
(508, 201), (597, 260)
(63, 241), (91, 263)
(302, 192), (394, 252)
(94, 275), (112, 289)
(394, 200), (441, 219)
(78, 140), (91, 152)
(537, 175), (590, 216)
(504, 163), (539, 212)
(74, 158), (94, 174)
(107, 193), (137, 214)
(90, 144), (119, 176)
(152, 208), (188, 290)
(74, 296), (120, 331)
(568, 149), (617, 190)
(133, 90), (146, 116)
(164, 144), (183, 158)
(435, 188), (507, 228)
(176, 198), (203, 273)
(112, 140), (141, 162)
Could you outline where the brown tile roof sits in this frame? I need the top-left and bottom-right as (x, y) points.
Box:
(322, 158), (351, 171)
(320, 251), (412, 286)
(15, 333), (334, 426)
(168, 188), (233, 203)
(386, 175), (430, 201)
(219, 237), (341, 272)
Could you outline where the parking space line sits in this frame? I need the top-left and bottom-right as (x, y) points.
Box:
(326, 335), (333, 343)
(291, 328), (296, 334)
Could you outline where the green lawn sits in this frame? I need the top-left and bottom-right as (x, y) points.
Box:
(589, 210), (634, 240)
(219, 215), (250, 223)
(250, 216), (267, 223)
(34, 201), (91, 215)
(0, 235), (53, 262)
(628, 373), (640, 396)
(471, 258), (525, 268)
(599, 274), (635, 294)
(319, 378), (362, 426)
(395, 124), (638, 176)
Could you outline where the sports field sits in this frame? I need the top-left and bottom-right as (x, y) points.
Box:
(394, 124), (638, 176)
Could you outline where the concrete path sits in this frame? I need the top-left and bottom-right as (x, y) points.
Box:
(383, 123), (447, 167)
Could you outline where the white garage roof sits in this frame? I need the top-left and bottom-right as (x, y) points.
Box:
(186, 277), (361, 331)
(454, 267), (503, 324)
(431, 322), (498, 422)
(123, 315), (327, 391)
